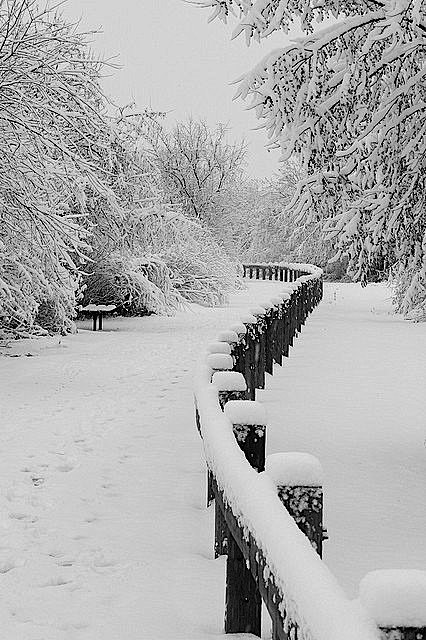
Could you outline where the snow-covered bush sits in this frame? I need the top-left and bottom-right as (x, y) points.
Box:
(392, 262), (426, 321)
(151, 210), (241, 306)
(81, 203), (241, 313)
(81, 250), (180, 316)
(80, 112), (242, 312)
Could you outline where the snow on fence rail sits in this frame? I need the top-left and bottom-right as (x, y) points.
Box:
(194, 263), (426, 640)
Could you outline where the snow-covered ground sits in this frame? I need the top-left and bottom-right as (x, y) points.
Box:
(0, 281), (425, 638)
(260, 283), (426, 597)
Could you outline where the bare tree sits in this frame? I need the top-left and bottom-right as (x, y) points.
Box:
(151, 118), (247, 224)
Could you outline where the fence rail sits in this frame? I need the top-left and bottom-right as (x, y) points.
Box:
(194, 262), (425, 640)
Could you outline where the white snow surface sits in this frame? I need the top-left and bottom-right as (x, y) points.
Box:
(359, 570), (426, 627)
(266, 452), (324, 487)
(80, 304), (116, 312)
(241, 313), (258, 323)
(1, 280), (425, 638)
(206, 352), (234, 371)
(206, 341), (232, 354)
(250, 306), (267, 316)
(260, 283), (426, 597)
(223, 400), (267, 425)
(217, 330), (239, 343)
(212, 371), (247, 392)
(229, 322), (247, 335)
(0, 280), (284, 640)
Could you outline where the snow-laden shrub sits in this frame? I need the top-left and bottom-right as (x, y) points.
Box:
(130, 205), (241, 307)
(81, 251), (181, 316)
(391, 255), (426, 322)
(0, 242), (78, 338)
(81, 205), (241, 313)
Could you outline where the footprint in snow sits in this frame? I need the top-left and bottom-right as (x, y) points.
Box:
(56, 458), (77, 473)
(92, 553), (117, 568)
(9, 512), (38, 523)
(83, 514), (98, 524)
(0, 558), (25, 573)
(57, 558), (74, 567)
(40, 575), (72, 587)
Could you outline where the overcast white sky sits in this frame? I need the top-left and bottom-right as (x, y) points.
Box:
(63, 0), (293, 177)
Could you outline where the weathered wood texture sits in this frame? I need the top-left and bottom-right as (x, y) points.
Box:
(215, 417), (265, 557)
(214, 481), (295, 640)
(278, 486), (325, 557)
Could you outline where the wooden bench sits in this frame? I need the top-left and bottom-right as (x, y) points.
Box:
(80, 304), (116, 331)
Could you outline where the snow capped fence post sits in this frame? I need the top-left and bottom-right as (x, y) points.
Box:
(240, 314), (258, 400)
(212, 371), (248, 409)
(281, 293), (291, 358)
(359, 570), (426, 640)
(223, 400), (267, 636)
(270, 297), (283, 367)
(260, 302), (275, 376)
(250, 307), (267, 389)
(229, 322), (247, 376)
(210, 372), (248, 514)
(265, 453), (326, 557)
(207, 353), (234, 379)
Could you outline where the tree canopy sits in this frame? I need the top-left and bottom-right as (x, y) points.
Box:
(0, 1), (242, 337)
(196, 0), (426, 316)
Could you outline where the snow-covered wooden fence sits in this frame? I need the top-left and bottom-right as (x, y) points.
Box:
(194, 263), (426, 640)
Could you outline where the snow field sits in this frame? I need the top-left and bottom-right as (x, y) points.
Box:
(359, 570), (426, 627)
(260, 283), (426, 600)
(0, 281), (283, 639)
(0, 279), (424, 637)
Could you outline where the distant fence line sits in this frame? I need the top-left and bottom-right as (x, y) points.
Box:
(194, 263), (426, 640)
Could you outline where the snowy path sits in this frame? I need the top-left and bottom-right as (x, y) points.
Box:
(0, 281), (425, 638)
(0, 281), (283, 640)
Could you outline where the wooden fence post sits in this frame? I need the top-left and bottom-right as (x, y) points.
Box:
(225, 532), (261, 636)
(260, 302), (275, 376)
(279, 293), (291, 358)
(359, 571), (426, 640)
(265, 452), (326, 557)
(223, 400), (267, 635)
(240, 314), (258, 400)
(270, 297), (283, 366)
(250, 307), (267, 390)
